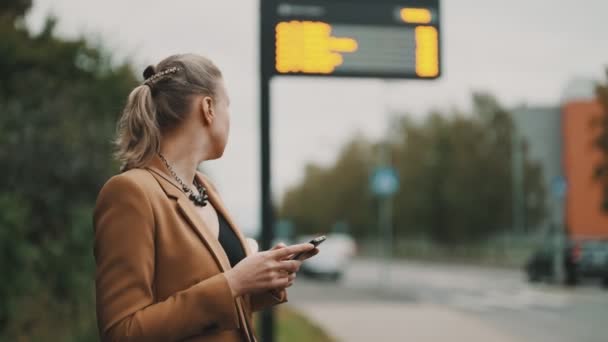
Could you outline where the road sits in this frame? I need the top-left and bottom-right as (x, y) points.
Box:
(287, 258), (608, 342)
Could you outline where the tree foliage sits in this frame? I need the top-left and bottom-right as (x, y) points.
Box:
(280, 94), (546, 244)
(1, 4), (137, 340)
(594, 70), (608, 211)
(281, 137), (375, 238)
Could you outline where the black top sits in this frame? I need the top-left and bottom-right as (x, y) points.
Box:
(217, 213), (246, 267)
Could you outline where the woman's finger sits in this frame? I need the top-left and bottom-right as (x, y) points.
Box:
(246, 238), (260, 253)
(286, 273), (296, 287)
(280, 254), (295, 261)
(270, 243), (314, 260)
(276, 260), (301, 273)
(270, 242), (287, 250)
(270, 276), (290, 288)
(296, 248), (320, 261)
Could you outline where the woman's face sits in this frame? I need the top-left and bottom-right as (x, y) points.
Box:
(207, 79), (231, 159)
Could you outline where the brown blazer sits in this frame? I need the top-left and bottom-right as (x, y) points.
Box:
(93, 155), (286, 341)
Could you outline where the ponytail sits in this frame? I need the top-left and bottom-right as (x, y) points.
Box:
(113, 54), (222, 172)
(114, 84), (160, 172)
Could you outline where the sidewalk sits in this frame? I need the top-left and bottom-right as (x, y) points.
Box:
(292, 302), (520, 342)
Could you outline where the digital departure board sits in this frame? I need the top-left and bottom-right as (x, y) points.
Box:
(261, 0), (441, 79)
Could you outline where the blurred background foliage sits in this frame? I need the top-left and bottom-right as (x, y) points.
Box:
(1, 1), (137, 339)
(280, 94), (547, 244)
(594, 71), (608, 211)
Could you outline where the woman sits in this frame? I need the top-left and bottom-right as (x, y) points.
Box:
(93, 53), (317, 342)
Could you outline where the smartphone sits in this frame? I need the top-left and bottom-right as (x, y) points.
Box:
(291, 235), (326, 260)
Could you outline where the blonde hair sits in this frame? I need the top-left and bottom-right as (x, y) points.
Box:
(114, 54), (222, 172)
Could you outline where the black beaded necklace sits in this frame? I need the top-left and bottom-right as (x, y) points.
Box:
(158, 153), (209, 207)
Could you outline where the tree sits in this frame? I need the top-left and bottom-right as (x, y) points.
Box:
(280, 135), (375, 237)
(0, 0), (31, 21)
(0, 4), (137, 339)
(279, 93), (547, 244)
(594, 69), (608, 211)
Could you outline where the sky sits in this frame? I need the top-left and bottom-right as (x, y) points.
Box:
(26, 0), (608, 236)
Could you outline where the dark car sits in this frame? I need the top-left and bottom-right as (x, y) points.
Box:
(525, 238), (608, 287)
(573, 240), (608, 283)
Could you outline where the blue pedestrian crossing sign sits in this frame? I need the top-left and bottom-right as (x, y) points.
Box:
(371, 167), (399, 197)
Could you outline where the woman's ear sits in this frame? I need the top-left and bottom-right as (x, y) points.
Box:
(200, 96), (215, 125)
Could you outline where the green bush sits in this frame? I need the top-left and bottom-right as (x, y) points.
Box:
(0, 4), (137, 340)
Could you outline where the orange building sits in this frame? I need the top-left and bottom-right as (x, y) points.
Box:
(562, 100), (608, 238)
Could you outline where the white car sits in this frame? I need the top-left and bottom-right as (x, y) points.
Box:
(298, 233), (356, 281)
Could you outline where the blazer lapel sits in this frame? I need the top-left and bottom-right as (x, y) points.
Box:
(176, 197), (232, 271)
(196, 172), (262, 342)
(145, 156), (232, 272)
(145, 156), (255, 342)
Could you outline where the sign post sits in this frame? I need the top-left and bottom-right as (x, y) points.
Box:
(371, 165), (400, 288)
(260, 0), (441, 340)
(551, 176), (567, 283)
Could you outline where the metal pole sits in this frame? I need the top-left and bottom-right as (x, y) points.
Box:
(260, 0), (275, 339)
(552, 198), (564, 284)
(382, 192), (393, 290)
(379, 80), (394, 290)
(259, 73), (274, 342)
(511, 129), (524, 234)
(260, 77), (273, 260)
(377, 195), (383, 285)
(376, 141), (387, 288)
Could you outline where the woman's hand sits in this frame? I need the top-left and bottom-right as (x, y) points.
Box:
(268, 242), (319, 292)
(224, 242), (316, 297)
(272, 242), (320, 262)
